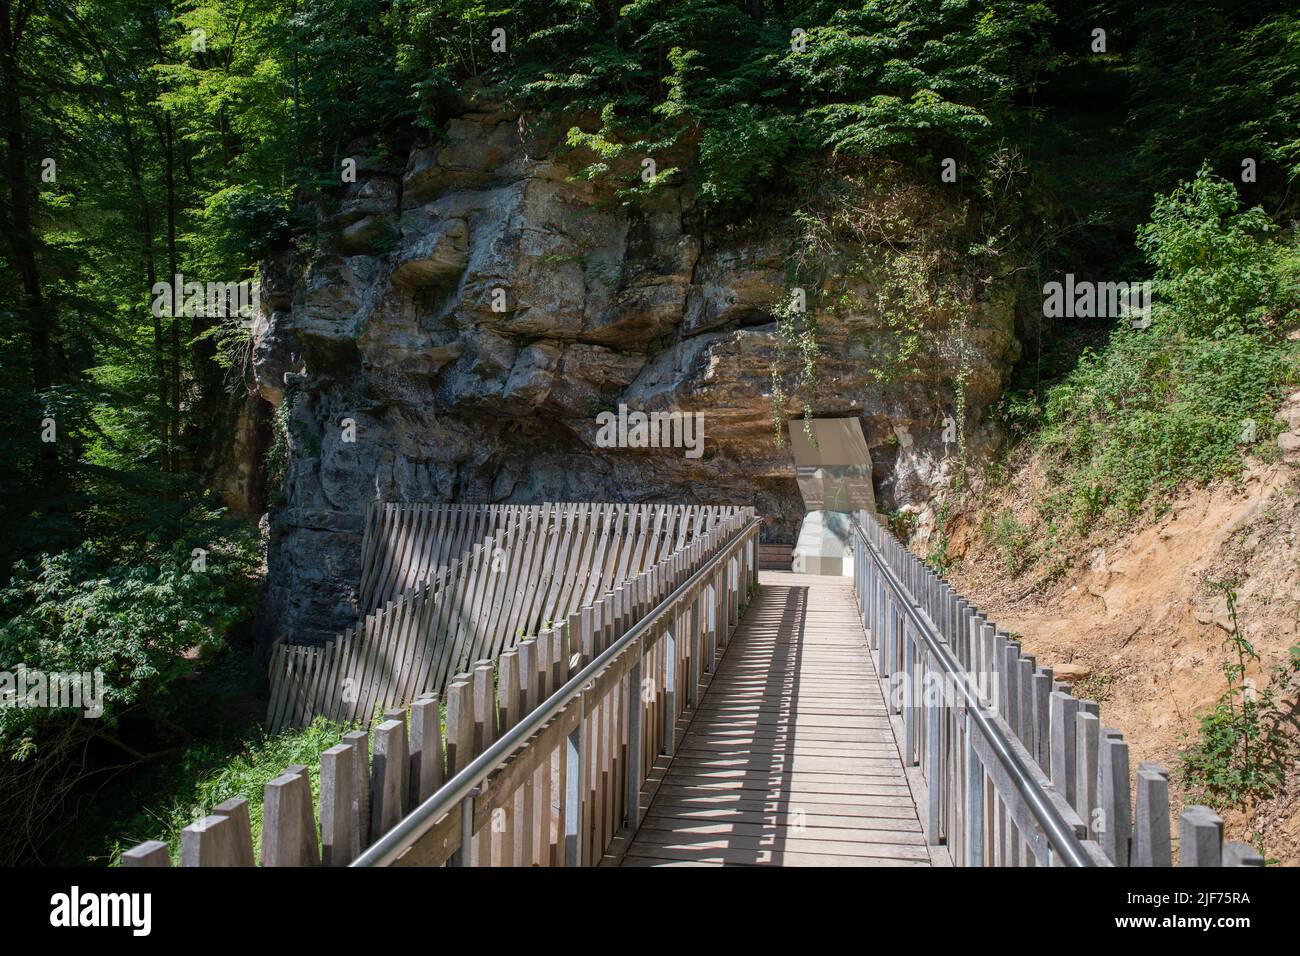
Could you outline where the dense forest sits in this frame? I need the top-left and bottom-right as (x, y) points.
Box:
(1, 0), (1296, 865)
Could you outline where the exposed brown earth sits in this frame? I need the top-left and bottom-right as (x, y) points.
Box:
(943, 392), (1300, 864)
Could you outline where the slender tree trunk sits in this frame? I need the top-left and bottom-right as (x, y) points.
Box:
(152, 4), (223, 474)
(163, 114), (181, 474)
(116, 89), (169, 468)
(0, 0), (58, 484)
(291, 0), (301, 172)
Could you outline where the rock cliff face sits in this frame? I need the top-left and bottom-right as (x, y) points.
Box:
(247, 102), (1022, 650)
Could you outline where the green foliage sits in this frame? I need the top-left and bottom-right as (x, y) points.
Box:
(981, 508), (1032, 575)
(1118, 1), (1300, 195)
(513, 0), (1057, 213)
(0, 518), (262, 749)
(695, 103), (798, 208)
(1180, 580), (1288, 809)
(769, 288), (820, 447)
(925, 503), (955, 576)
(108, 717), (352, 866)
(885, 508), (918, 543)
(1034, 169), (1299, 531)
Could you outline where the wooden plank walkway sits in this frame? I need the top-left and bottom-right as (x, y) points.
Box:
(620, 571), (933, 867)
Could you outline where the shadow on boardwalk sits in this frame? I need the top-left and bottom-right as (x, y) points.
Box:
(622, 572), (932, 867)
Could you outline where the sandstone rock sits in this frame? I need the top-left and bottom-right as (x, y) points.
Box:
(402, 111), (524, 207)
(329, 174), (400, 255)
(249, 103), (1025, 652)
(684, 244), (786, 336)
(338, 174), (399, 222)
(1052, 662), (1092, 682)
(336, 214), (397, 256)
(251, 309), (302, 407)
(391, 218), (468, 288)
(210, 391), (272, 514)
(503, 341), (562, 406)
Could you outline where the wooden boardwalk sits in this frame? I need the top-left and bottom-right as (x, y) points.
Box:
(620, 571), (933, 867)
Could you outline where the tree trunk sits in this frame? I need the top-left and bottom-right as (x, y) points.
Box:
(0, 0), (57, 484)
(117, 88), (169, 468)
(162, 113), (181, 474)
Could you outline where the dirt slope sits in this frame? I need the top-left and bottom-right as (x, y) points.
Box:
(945, 392), (1300, 864)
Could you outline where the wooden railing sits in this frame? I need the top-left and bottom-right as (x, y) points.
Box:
(266, 503), (744, 732)
(853, 513), (1264, 867)
(354, 510), (761, 867)
(358, 503), (530, 615)
(358, 503), (743, 616)
(125, 507), (760, 867)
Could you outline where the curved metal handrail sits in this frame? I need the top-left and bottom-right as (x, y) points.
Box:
(851, 517), (1097, 867)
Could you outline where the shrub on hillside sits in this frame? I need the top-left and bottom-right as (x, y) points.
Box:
(0, 516), (261, 863)
(1036, 168), (1299, 531)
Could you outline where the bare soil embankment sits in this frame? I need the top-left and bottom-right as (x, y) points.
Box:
(945, 391), (1300, 864)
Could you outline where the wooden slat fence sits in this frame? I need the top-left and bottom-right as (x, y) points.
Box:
(853, 513), (1264, 868)
(358, 503), (528, 616)
(125, 507), (761, 868)
(360, 508), (760, 867)
(359, 502), (743, 617)
(266, 503), (745, 732)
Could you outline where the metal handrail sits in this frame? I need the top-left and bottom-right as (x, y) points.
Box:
(851, 517), (1097, 868)
(353, 515), (762, 867)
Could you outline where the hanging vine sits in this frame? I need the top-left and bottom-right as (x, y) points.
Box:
(767, 162), (992, 468)
(770, 287), (822, 447)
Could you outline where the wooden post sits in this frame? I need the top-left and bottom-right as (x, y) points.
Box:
(924, 653), (942, 845)
(261, 771), (317, 866)
(664, 617), (678, 756)
(445, 679), (474, 775)
(371, 719), (408, 839)
(565, 694), (589, 866)
(1133, 763), (1171, 867)
(1179, 806), (1223, 867)
(342, 729), (370, 854)
(409, 695), (442, 805)
(963, 712), (984, 866)
(551, 623), (569, 687)
(283, 764), (321, 866)
(903, 618), (917, 764)
(497, 652), (521, 733)
(580, 605), (595, 666)
(320, 743), (356, 866)
(473, 660), (496, 751)
(1001, 640), (1018, 728)
(121, 841), (170, 867)
(211, 798), (255, 866)
(536, 630), (553, 701)
(1018, 655), (1036, 757)
(688, 596), (702, 707)
(1032, 668), (1052, 768)
(382, 710), (410, 814)
(1049, 691), (1080, 806)
(181, 815), (241, 867)
(1098, 730), (1132, 865)
(979, 622), (995, 704)
(626, 639), (644, 831)
(516, 640), (535, 720)
(1075, 710), (1100, 835)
